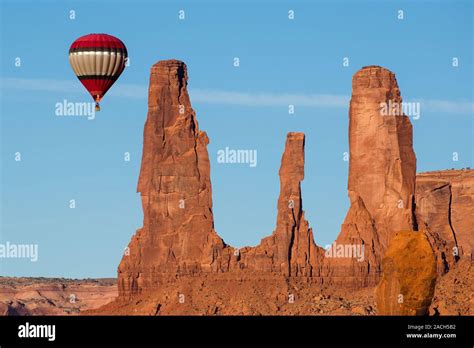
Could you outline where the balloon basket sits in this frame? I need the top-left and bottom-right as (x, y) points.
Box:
(95, 103), (100, 112)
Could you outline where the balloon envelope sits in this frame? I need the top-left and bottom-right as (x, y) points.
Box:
(69, 33), (127, 106)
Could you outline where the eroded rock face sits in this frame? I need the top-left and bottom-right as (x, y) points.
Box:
(429, 259), (473, 316)
(376, 231), (437, 315)
(348, 66), (417, 250)
(118, 60), (233, 298)
(416, 169), (474, 274)
(323, 66), (417, 287)
(323, 196), (382, 288)
(238, 133), (325, 276)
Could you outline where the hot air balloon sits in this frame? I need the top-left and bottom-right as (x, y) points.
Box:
(69, 33), (127, 111)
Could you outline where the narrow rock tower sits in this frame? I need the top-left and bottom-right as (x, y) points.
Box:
(348, 66), (417, 249)
(323, 66), (417, 287)
(118, 60), (230, 298)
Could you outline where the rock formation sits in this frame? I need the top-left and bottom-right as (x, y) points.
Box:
(416, 169), (474, 274)
(238, 132), (325, 277)
(323, 197), (382, 288)
(118, 60), (233, 299)
(117, 60), (325, 299)
(0, 278), (116, 315)
(94, 60), (471, 316)
(347, 66), (417, 249)
(376, 231), (437, 315)
(429, 259), (473, 316)
(323, 66), (417, 287)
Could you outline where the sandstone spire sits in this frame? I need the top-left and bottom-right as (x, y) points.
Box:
(323, 66), (417, 287)
(348, 66), (417, 249)
(240, 133), (324, 276)
(118, 60), (230, 298)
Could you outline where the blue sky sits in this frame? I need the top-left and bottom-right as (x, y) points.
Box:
(1, 0), (472, 278)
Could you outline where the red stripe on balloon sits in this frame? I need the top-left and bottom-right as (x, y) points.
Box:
(70, 34), (127, 51)
(79, 78), (117, 100)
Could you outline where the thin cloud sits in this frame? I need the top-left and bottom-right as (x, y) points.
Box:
(416, 98), (474, 115)
(1, 78), (79, 93)
(0, 77), (147, 99)
(190, 89), (349, 107)
(1, 77), (472, 114)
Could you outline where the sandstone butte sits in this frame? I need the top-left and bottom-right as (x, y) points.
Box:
(89, 60), (473, 315)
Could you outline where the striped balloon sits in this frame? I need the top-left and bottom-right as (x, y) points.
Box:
(69, 33), (127, 111)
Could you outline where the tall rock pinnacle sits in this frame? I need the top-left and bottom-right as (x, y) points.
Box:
(118, 60), (230, 298)
(324, 66), (417, 287)
(348, 66), (417, 249)
(240, 133), (324, 276)
(276, 133), (323, 276)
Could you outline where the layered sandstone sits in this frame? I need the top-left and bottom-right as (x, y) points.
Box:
(0, 278), (116, 315)
(376, 231), (437, 315)
(416, 169), (474, 274)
